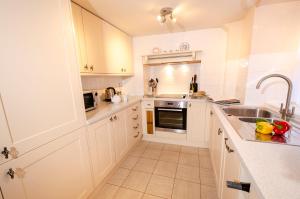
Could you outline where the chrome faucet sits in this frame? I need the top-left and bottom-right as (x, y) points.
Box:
(256, 74), (295, 120)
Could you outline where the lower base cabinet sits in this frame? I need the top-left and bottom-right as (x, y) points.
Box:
(87, 117), (116, 187)
(0, 128), (93, 199)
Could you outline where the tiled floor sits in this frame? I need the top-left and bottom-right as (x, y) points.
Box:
(91, 141), (218, 199)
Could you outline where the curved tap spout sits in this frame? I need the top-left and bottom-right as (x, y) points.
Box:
(256, 74), (295, 120)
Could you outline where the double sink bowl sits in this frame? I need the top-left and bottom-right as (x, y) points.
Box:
(221, 106), (300, 147)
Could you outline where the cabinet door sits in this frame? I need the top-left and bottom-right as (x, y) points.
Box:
(0, 0), (85, 156)
(187, 101), (207, 146)
(119, 32), (133, 74)
(87, 118), (115, 186)
(0, 128), (93, 199)
(82, 9), (105, 73)
(71, 3), (88, 73)
(210, 116), (225, 197)
(112, 111), (128, 162)
(221, 136), (241, 199)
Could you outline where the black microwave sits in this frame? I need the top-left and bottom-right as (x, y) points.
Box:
(83, 91), (98, 112)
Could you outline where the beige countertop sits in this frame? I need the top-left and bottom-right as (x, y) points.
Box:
(85, 96), (142, 125)
(213, 104), (300, 199)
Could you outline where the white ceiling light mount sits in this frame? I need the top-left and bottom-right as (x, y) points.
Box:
(157, 7), (176, 24)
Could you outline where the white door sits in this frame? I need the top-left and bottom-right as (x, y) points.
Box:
(112, 111), (128, 162)
(0, 0), (85, 156)
(87, 118), (115, 186)
(81, 9), (105, 73)
(71, 3), (88, 73)
(187, 101), (207, 147)
(0, 128), (93, 199)
(221, 136), (241, 199)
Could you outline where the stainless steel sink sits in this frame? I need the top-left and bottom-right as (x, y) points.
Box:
(221, 105), (300, 146)
(223, 107), (273, 118)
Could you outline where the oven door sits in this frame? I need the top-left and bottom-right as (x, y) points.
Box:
(155, 107), (187, 133)
(83, 92), (96, 112)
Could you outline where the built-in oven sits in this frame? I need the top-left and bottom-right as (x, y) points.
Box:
(154, 100), (187, 133)
(83, 91), (98, 112)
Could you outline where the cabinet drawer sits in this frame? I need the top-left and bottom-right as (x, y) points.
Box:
(128, 103), (140, 115)
(142, 100), (154, 109)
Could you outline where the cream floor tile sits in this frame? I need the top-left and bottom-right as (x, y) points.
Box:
(93, 184), (119, 199)
(179, 153), (199, 167)
(130, 146), (147, 157)
(122, 171), (151, 192)
(120, 156), (139, 169)
(142, 149), (161, 160)
(172, 179), (201, 199)
(176, 165), (200, 183)
(133, 158), (157, 173)
(200, 168), (216, 187)
(181, 146), (199, 154)
(142, 194), (162, 199)
(201, 185), (218, 199)
(159, 151), (179, 163)
(153, 161), (177, 178)
(147, 142), (164, 150)
(137, 140), (150, 147)
(198, 148), (210, 157)
(114, 187), (143, 199)
(107, 168), (130, 186)
(200, 156), (213, 169)
(163, 144), (181, 152)
(145, 175), (174, 199)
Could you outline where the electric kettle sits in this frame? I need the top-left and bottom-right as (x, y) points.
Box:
(104, 87), (116, 102)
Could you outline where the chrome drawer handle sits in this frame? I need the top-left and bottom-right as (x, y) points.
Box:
(224, 138), (234, 153)
(133, 124), (139, 129)
(134, 132), (140, 138)
(132, 115), (139, 120)
(132, 107), (137, 111)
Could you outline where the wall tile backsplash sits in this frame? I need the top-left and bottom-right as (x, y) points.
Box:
(81, 76), (123, 91)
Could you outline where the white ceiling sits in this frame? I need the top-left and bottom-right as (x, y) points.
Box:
(73, 0), (297, 36)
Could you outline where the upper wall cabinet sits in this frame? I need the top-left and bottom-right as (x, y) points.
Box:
(0, 0), (85, 157)
(102, 21), (133, 75)
(71, 3), (133, 75)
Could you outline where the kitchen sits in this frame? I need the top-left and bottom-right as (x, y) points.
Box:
(0, 0), (300, 199)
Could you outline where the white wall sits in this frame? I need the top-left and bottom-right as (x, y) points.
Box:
(244, 1), (300, 113)
(123, 29), (228, 100)
(144, 64), (201, 95)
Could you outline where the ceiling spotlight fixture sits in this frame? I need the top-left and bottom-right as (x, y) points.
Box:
(157, 7), (176, 24)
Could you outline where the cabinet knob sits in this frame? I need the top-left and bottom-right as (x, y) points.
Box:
(90, 65), (94, 71)
(217, 128), (223, 135)
(110, 117), (114, 122)
(210, 111), (214, 115)
(84, 64), (88, 70)
(114, 115), (117, 120)
(7, 168), (15, 179)
(121, 68), (124, 72)
(124, 68), (127, 72)
(1, 147), (10, 159)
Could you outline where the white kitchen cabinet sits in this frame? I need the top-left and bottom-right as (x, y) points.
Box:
(102, 21), (133, 75)
(71, 3), (88, 73)
(187, 100), (208, 147)
(126, 103), (142, 148)
(87, 117), (115, 186)
(111, 111), (128, 162)
(209, 112), (225, 198)
(0, 0), (85, 157)
(0, 128), (93, 199)
(221, 134), (241, 199)
(81, 9), (105, 74)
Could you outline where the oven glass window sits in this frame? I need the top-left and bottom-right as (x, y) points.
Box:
(155, 108), (187, 130)
(84, 93), (94, 109)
